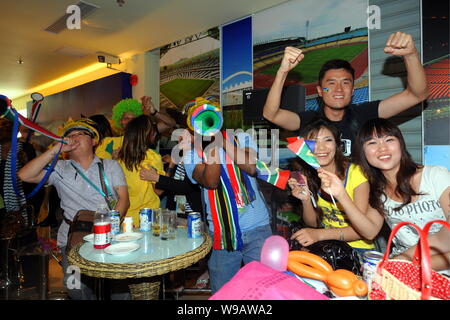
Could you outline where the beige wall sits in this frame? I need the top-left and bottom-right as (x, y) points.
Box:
(10, 48), (162, 114)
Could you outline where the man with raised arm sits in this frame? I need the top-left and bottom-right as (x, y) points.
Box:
(263, 32), (428, 156)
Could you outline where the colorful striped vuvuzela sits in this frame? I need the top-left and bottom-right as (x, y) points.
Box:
(2, 106), (65, 143)
(255, 159), (290, 190)
(286, 136), (320, 169)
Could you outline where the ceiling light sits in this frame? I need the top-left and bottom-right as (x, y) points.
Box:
(17, 58), (24, 64)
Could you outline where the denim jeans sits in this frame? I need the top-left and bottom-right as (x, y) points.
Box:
(208, 224), (272, 294)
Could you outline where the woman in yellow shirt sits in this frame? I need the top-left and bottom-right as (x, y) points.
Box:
(288, 119), (374, 254)
(117, 115), (165, 227)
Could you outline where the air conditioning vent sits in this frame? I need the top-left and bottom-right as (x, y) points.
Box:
(44, 1), (99, 34)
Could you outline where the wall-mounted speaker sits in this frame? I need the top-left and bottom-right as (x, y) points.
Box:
(242, 84), (306, 122)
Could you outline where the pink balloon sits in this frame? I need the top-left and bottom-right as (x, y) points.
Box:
(260, 235), (289, 271)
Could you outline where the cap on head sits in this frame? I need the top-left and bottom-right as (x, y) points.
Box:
(62, 118), (100, 143)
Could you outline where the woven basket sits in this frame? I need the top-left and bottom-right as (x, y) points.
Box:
(369, 220), (450, 300)
(128, 280), (161, 300)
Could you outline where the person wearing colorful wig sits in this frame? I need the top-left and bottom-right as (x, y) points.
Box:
(287, 119), (375, 254)
(317, 118), (449, 273)
(96, 96), (176, 159)
(182, 129), (272, 294)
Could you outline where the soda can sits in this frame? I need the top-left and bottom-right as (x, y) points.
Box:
(362, 251), (384, 285)
(187, 212), (202, 238)
(139, 208), (152, 232)
(110, 210), (121, 235)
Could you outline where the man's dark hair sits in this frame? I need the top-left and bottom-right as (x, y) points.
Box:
(89, 114), (113, 142)
(318, 59), (355, 85)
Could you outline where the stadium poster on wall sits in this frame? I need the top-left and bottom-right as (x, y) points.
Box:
(252, 0), (369, 168)
(422, 1), (450, 169)
(221, 16), (253, 130)
(158, 27), (220, 117)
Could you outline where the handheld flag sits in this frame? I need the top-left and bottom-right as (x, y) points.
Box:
(256, 160), (290, 190)
(286, 136), (337, 207)
(286, 137), (320, 169)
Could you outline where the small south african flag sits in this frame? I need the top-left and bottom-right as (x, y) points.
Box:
(255, 159), (290, 189)
(286, 137), (320, 169)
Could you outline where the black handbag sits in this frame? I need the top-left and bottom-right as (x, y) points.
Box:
(288, 223), (362, 276)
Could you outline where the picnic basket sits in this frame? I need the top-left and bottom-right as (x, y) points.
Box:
(369, 220), (450, 300)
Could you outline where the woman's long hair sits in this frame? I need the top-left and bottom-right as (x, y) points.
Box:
(354, 118), (423, 215)
(118, 115), (155, 171)
(298, 119), (349, 224)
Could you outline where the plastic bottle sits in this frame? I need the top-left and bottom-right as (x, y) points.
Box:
(93, 205), (111, 249)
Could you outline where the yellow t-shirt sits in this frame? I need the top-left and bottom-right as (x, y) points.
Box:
(318, 163), (374, 250)
(95, 136), (124, 159)
(119, 149), (165, 227)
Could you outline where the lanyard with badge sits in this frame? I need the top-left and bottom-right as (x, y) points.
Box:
(70, 160), (117, 210)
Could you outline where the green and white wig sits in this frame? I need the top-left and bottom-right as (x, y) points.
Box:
(112, 98), (143, 129)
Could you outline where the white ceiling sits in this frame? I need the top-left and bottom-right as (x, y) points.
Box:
(0, 0), (288, 99)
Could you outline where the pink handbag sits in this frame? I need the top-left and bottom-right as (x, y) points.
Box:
(209, 261), (329, 300)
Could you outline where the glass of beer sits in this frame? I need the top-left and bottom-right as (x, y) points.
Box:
(151, 208), (162, 237)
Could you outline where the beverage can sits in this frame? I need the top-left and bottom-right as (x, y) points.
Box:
(139, 208), (152, 232)
(362, 251), (384, 285)
(110, 210), (120, 235)
(187, 212), (202, 238)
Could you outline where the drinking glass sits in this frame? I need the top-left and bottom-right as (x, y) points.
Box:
(151, 209), (161, 237)
(161, 210), (177, 240)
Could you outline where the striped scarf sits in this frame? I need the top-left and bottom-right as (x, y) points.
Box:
(204, 134), (256, 251)
(0, 143), (27, 223)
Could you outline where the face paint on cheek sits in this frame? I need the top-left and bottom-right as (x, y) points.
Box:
(322, 88), (329, 93)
